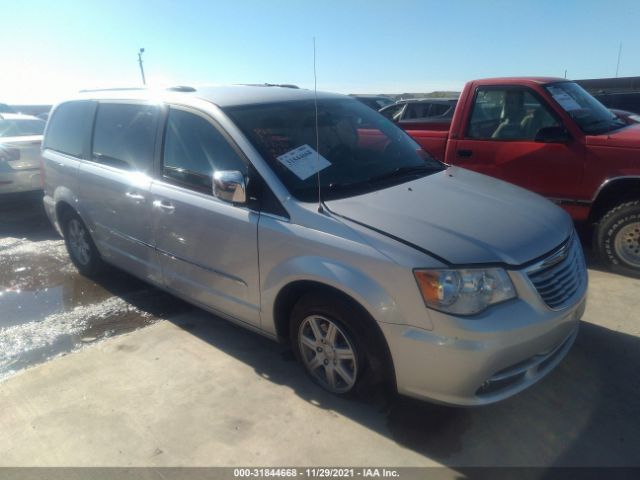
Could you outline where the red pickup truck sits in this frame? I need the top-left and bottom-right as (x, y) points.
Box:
(400, 77), (640, 277)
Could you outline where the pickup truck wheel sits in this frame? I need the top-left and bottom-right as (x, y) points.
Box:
(62, 212), (104, 276)
(596, 200), (640, 278)
(290, 293), (368, 396)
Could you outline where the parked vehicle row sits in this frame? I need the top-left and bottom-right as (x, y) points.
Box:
(592, 91), (640, 116)
(380, 98), (457, 134)
(350, 94), (394, 110)
(40, 85), (587, 406)
(381, 78), (640, 278)
(611, 108), (640, 125)
(0, 113), (46, 194)
(0, 103), (16, 113)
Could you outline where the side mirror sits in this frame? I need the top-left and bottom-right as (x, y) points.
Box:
(535, 126), (570, 143)
(213, 170), (247, 204)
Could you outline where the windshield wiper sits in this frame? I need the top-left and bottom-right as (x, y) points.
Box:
(326, 181), (370, 192)
(366, 164), (441, 184)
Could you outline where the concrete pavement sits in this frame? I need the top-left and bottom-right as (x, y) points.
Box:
(0, 268), (639, 468)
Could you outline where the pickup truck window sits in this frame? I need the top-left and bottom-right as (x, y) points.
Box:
(468, 88), (559, 140)
(545, 82), (626, 135)
(225, 98), (444, 202)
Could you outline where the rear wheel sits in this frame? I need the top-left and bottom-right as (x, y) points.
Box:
(596, 200), (640, 278)
(62, 212), (104, 276)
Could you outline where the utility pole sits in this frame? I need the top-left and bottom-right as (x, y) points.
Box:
(564, 69), (567, 79)
(138, 48), (146, 86)
(615, 42), (622, 78)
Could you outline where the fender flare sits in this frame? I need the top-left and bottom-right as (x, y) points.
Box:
(260, 255), (411, 338)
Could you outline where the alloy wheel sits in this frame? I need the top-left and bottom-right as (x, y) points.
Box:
(68, 218), (91, 266)
(298, 314), (358, 393)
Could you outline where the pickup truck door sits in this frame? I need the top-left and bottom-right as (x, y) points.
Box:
(452, 86), (585, 201)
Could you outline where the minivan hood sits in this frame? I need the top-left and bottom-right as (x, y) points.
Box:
(326, 167), (573, 266)
(586, 123), (640, 148)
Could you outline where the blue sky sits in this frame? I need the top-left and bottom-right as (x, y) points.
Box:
(2, 0), (639, 103)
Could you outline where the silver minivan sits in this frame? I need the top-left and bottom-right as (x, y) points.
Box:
(42, 86), (588, 406)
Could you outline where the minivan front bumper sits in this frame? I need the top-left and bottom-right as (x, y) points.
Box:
(381, 293), (586, 406)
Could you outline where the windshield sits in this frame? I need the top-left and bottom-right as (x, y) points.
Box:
(545, 82), (626, 134)
(225, 98), (444, 201)
(0, 118), (46, 137)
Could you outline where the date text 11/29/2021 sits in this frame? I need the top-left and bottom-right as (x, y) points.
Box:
(233, 468), (400, 478)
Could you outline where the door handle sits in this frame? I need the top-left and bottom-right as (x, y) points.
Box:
(153, 199), (175, 213)
(125, 191), (146, 202)
(457, 149), (473, 158)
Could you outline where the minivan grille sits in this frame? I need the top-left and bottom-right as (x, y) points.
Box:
(527, 234), (587, 309)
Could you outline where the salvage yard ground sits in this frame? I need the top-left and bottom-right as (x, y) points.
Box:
(0, 192), (639, 467)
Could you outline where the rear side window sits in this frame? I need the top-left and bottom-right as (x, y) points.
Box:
(380, 104), (404, 121)
(404, 102), (432, 120)
(162, 108), (246, 193)
(429, 103), (453, 116)
(92, 103), (160, 172)
(44, 101), (96, 157)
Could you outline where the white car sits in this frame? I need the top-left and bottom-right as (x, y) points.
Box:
(0, 113), (46, 194)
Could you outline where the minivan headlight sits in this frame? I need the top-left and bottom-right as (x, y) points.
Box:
(414, 268), (516, 315)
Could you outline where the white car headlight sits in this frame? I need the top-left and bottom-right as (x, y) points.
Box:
(414, 268), (516, 315)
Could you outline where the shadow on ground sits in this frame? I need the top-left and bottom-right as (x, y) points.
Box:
(0, 191), (59, 242)
(169, 304), (640, 467)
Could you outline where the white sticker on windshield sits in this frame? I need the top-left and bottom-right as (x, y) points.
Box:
(547, 87), (582, 111)
(276, 144), (331, 180)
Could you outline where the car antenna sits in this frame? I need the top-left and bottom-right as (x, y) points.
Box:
(313, 36), (324, 214)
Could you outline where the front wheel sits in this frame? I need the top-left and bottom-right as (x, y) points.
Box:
(290, 293), (367, 396)
(596, 200), (640, 278)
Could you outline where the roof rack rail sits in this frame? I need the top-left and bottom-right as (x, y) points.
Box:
(166, 86), (197, 92)
(79, 87), (147, 93)
(240, 83), (300, 89)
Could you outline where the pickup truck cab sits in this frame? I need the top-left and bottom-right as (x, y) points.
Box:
(404, 77), (640, 277)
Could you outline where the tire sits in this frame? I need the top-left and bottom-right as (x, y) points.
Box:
(61, 211), (104, 276)
(595, 200), (640, 278)
(289, 292), (390, 397)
